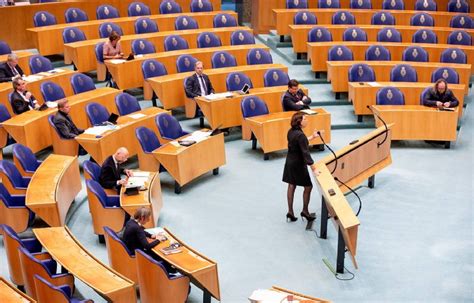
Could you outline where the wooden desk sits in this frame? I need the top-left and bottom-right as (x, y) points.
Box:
(75, 107), (168, 164)
(64, 26), (252, 72)
(152, 132), (225, 192)
(195, 85), (308, 130)
(0, 0), (221, 50)
(348, 82), (465, 119)
(243, 109), (331, 158)
(275, 9), (474, 36)
(25, 155), (80, 227)
(326, 60), (472, 93)
(120, 171), (162, 228)
(372, 105), (458, 144)
(33, 227), (136, 303)
(152, 228), (220, 302)
(147, 63), (288, 110)
(28, 11), (237, 56)
(251, 0), (454, 34)
(106, 44), (268, 91)
(0, 51), (33, 75)
(1, 87), (120, 153)
(290, 24), (474, 54)
(0, 276), (36, 303)
(0, 69), (76, 116)
(307, 41), (474, 73)
(314, 164), (360, 272)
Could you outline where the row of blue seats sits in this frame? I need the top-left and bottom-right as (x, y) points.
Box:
(61, 13), (239, 44)
(348, 63), (461, 83)
(33, 0), (215, 26)
(286, 0), (470, 12)
(328, 44), (467, 63)
(293, 10), (473, 28)
(307, 26), (472, 45)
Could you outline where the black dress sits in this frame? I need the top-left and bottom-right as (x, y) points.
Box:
(282, 127), (314, 186)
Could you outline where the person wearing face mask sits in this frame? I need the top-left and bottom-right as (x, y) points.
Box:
(423, 79), (459, 108)
(99, 147), (133, 192)
(10, 76), (40, 114)
(282, 79), (311, 111)
(282, 112), (320, 223)
(0, 54), (26, 83)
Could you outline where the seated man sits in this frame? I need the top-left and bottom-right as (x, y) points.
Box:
(0, 54), (25, 83)
(53, 99), (84, 139)
(99, 147), (133, 191)
(282, 79), (311, 111)
(184, 61), (214, 119)
(423, 79), (459, 108)
(10, 77), (40, 114)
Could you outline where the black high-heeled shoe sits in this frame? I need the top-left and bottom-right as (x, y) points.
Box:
(286, 213), (298, 222)
(300, 212), (316, 221)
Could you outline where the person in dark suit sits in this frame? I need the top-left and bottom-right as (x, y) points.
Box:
(282, 112), (320, 223)
(282, 79), (311, 111)
(184, 61), (215, 99)
(0, 54), (25, 83)
(99, 147), (133, 191)
(53, 99), (84, 139)
(423, 79), (459, 108)
(122, 207), (177, 274)
(10, 77), (40, 114)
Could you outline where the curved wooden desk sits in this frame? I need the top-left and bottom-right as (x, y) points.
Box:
(348, 81), (465, 119)
(195, 85), (308, 130)
(152, 131), (226, 193)
(326, 60), (472, 93)
(64, 26), (253, 72)
(307, 41), (474, 74)
(33, 227), (137, 303)
(373, 105), (458, 145)
(152, 228), (220, 302)
(250, 286), (329, 303)
(1, 87), (120, 153)
(251, 0), (453, 34)
(25, 155), (81, 227)
(28, 11), (237, 56)
(0, 51), (33, 75)
(243, 109), (331, 159)
(106, 44), (269, 91)
(0, 276), (36, 303)
(75, 107), (168, 164)
(275, 9), (474, 36)
(290, 24), (474, 54)
(120, 171), (162, 228)
(147, 63), (288, 110)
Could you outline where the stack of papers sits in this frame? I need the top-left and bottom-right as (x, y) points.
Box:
(145, 227), (165, 235)
(126, 171), (150, 189)
(367, 82), (381, 87)
(204, 92), (233, 100)
(23, 75), (43, 82)
(108, 59), (126, 64)
(83, 125), (117, 136)
(248, 289), (295, 303)
(45, 101), (57, 108)
(128, 113), (146, 119)
(187, 130), (211, 142)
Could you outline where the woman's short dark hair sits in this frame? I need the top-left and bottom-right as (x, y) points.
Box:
(133, 207), (151, 220)
(291, 111), (306, 128)
(109, 31), (120, 42)
(434, 78), (448, 92)
(288, 79), (299, 88)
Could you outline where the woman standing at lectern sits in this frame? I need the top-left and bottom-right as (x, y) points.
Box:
(282, 112), (319, 222)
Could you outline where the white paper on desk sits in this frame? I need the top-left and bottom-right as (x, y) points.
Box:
(204, 92), (233, 100)
(367, 82), (381, 87)
(128, 113), (146, 119)
(126, 176), (148, 188)
(23, 75), (43, 82)
(133, 171), (150, 177)
(46, 101), (57, 108)
(248, 289), (289, 303)
(109, 59), (126, 64)
(187, 130), (211, 142)
(83, 125), (116, 135)
(145, 227), (165, 235)
(170, 141), (180, 147)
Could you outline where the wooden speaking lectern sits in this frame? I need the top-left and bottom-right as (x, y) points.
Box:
(314, 125), (392, 273)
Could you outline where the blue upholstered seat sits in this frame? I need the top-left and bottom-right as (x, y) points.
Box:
(211, 51), (237, 69)
(213, 13), (238, 27)
(156, 113), (189, 140)
(131, 39), (156, 55)
(247, 48), (273, 65)
(328, 45), (354, 61)
(70, 73), (95, 94)
(62, 27), (86, 44)
(343, 27), (368, 41)
(190, 0), (213, 12)
(440, 48), (467, 64)
(241, 96), (269, 118)
(286, 0), (308, 8)
(98, 22), (123, 38)
(160, 1), (183, 14)
(332, 11), (355, 24)
(294, 11), (317, 25)
(414, 0), (437, 11)
(382, 0), (404, 10)
(351, 0), (371, 9)
(319, 0), (340, 8)
(450, 14), (473, 28)
(371, 11), (395, 25)
(376, 87), (405, 105)
(33, 11), (57, 27)
(390, 64), (418, 82)
(85, 102), (110, 126)
(447, 30), (472, 45)
(12, 144), (41, 174)
(431, 67), (459, 84)
(115, 92), (141, 115)
(377, 27), (402, 42)
(0, 160), (30, 189)
(40, 81), (66, 102)
(83, 160), (101, 182)
(34, 275), (92, 303)
(0, 40), (12, 55)
(128, 2), (151, 16)
(366, 45), (391, 60)
(64, 8), (88, 23)
(197, 32), (222, 48)
(164, 35), (189, 51)
(175, 15), (199, 30)
(176, 54), (198, 73)
(348, 64), (376, 82)
(447, 0), (470, 13)
(230, 30), (255, 45)
(411, 12), (435, 26)
(134, 17), (158, 34)
(86, 179), (120, 208)
(263, 69), (290, 87)
(226, 72), (253, 91)
(135, 126), (162, 155)
(402, 46), (429, 62)
(29, 55), (53, 74)
(308, 26), (332, 42)
(141, 59), (168, 79)
(412, 29), (438, 43)
(96, 5), (119, 19)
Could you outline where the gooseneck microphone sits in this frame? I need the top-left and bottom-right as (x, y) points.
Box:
(317, 131), (338, 175)
(366, 105), (388, 148)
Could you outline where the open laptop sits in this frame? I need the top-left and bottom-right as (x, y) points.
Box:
(237, 83), (250, 95)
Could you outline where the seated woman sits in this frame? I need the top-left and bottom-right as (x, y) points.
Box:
(122, 207), (177, 274)
(103, 31), (124, 60)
